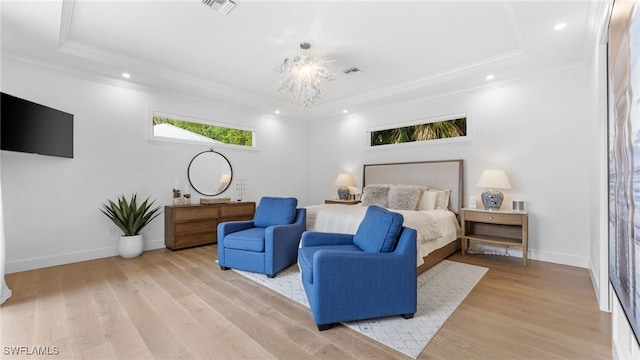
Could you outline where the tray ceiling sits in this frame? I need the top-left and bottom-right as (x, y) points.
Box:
(1, 0), (605, 119)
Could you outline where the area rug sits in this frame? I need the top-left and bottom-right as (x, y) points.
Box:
(233, 260), (488, 358)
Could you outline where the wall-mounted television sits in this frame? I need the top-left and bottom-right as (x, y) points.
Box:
(0, 92), (74, 158)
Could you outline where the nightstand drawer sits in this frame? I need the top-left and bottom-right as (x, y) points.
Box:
(463, 211), (523, 225)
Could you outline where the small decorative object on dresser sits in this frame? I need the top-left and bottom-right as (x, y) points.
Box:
(476, 169), (511, 210)
(236, 178), (247, 201)
(164, 201), (255, 250)
(460, 208), (529, 266)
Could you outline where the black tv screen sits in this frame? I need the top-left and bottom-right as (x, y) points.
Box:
(1, 92), (74, 158)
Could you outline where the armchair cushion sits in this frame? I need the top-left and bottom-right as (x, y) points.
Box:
(223, 227), (266, 252)
(353, 206), (404, 253)
(253, 197), (298, 228)
(298, 244), (361, 284)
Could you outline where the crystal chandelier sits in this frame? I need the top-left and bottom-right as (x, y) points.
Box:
(275, 42), (337, 109)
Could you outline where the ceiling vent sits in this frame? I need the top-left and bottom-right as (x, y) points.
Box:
(343, 67), (362, 74)
(202, 0), (237, 15)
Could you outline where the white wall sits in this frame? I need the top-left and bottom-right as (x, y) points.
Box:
(0, 53), (603, 271)
(612, 291), (640, 360)
(1, 59), (309, 273)
(588, 42), (611, 313)
(308, 65), (598, 268)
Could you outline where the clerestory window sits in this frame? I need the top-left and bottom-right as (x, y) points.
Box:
(368, 113), (468, 147)
(149, 111), (255, 148)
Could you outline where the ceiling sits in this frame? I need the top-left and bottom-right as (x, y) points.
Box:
(0, 0), (606, 120)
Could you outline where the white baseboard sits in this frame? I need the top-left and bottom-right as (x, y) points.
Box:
(5, 238), (166, 274)
(8, 240), (588, 273)
(467, 243), (589, 268)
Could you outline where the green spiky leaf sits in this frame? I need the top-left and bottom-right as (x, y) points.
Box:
(100, 194), (162, 236)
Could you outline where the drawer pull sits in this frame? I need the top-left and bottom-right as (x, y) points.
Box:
(489, 216), (493, 220)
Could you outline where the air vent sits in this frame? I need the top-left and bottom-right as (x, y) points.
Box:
(343, 67), (362, 74)
(202, 0), (237, 15)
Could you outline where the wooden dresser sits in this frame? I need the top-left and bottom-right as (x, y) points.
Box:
(164, 202), (256, 250)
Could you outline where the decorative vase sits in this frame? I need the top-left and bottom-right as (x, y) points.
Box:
(337, 187), (350, 200)
(481, 190), (504, 211)
(118, 235), (144, 258)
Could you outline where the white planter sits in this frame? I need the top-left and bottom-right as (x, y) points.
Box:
(118, 234), (144, 258)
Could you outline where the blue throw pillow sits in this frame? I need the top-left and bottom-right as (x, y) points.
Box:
(253, 197), (298, 228)
(353, 206), (404, 252)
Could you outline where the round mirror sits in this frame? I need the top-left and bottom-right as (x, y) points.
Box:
(187, 150), (233, 196)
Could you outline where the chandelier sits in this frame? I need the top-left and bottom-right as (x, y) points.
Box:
(275, 42), (337, 109)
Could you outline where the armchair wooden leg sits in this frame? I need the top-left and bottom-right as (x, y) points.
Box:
(317, 323), (333, 331)
(220, 266), (230, 271)
(401, 313), (415, 319)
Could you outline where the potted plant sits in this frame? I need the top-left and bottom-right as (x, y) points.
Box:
(100, 194), (162, 258)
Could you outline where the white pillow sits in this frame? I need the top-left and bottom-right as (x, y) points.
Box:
(418, 190), (437, 210)
(430, 189), (451, 210)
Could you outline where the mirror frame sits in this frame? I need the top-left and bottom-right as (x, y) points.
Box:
(187, 149), (233, 196)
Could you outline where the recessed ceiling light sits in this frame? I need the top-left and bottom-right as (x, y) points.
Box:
(486, 75), (495, 80)
(342, 109), (349, 114)
(274, 110), (280, 115)
(554, 23), (567, 31)
(122, 73), (131, 79)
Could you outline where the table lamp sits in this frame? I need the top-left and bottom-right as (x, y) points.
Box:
(334, 173), (354, 200)
(476, 169), (511, 210)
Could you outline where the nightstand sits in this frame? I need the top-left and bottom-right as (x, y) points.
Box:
(325, 199), (361, 205)
(460, 208), (529, 266)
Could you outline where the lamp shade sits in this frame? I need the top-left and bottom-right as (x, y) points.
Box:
(476, 170), (511, 189)
(334, 173), (354, 187)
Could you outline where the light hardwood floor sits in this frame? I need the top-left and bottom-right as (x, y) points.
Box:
(1, 246), (611, 359)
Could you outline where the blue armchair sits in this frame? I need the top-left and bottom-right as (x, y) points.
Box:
(298, 205), (417, 330)
(218, 197), (306, 278)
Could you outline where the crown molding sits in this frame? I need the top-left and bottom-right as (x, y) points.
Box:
(318, 49), (527, 113)
(312, 0), (528, 114)
(582, 0), (614, 66)
(309, 61), (588, 124)
(0, 52), (304, 124)
(54, 0), (533, 119)
(56, 1), (280, 114)
(12, 0), (599, 124)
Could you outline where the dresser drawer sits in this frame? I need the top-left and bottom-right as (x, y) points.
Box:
(220, 202), (256, 218)
(173, 206), (219, 221)
(172, 233), (217, 249)
(174, 219), (218, 235)
(464, 211), (523, 225)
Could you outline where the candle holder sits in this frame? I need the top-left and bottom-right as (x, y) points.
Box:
(236, 179), (247, 201)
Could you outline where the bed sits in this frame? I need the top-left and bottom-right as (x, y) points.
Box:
(305, 159), (463, 274)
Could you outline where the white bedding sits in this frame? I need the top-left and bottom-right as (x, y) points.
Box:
(305, 204), (460, 266)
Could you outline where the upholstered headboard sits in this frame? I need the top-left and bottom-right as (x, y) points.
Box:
(362, 159), (464, 214)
